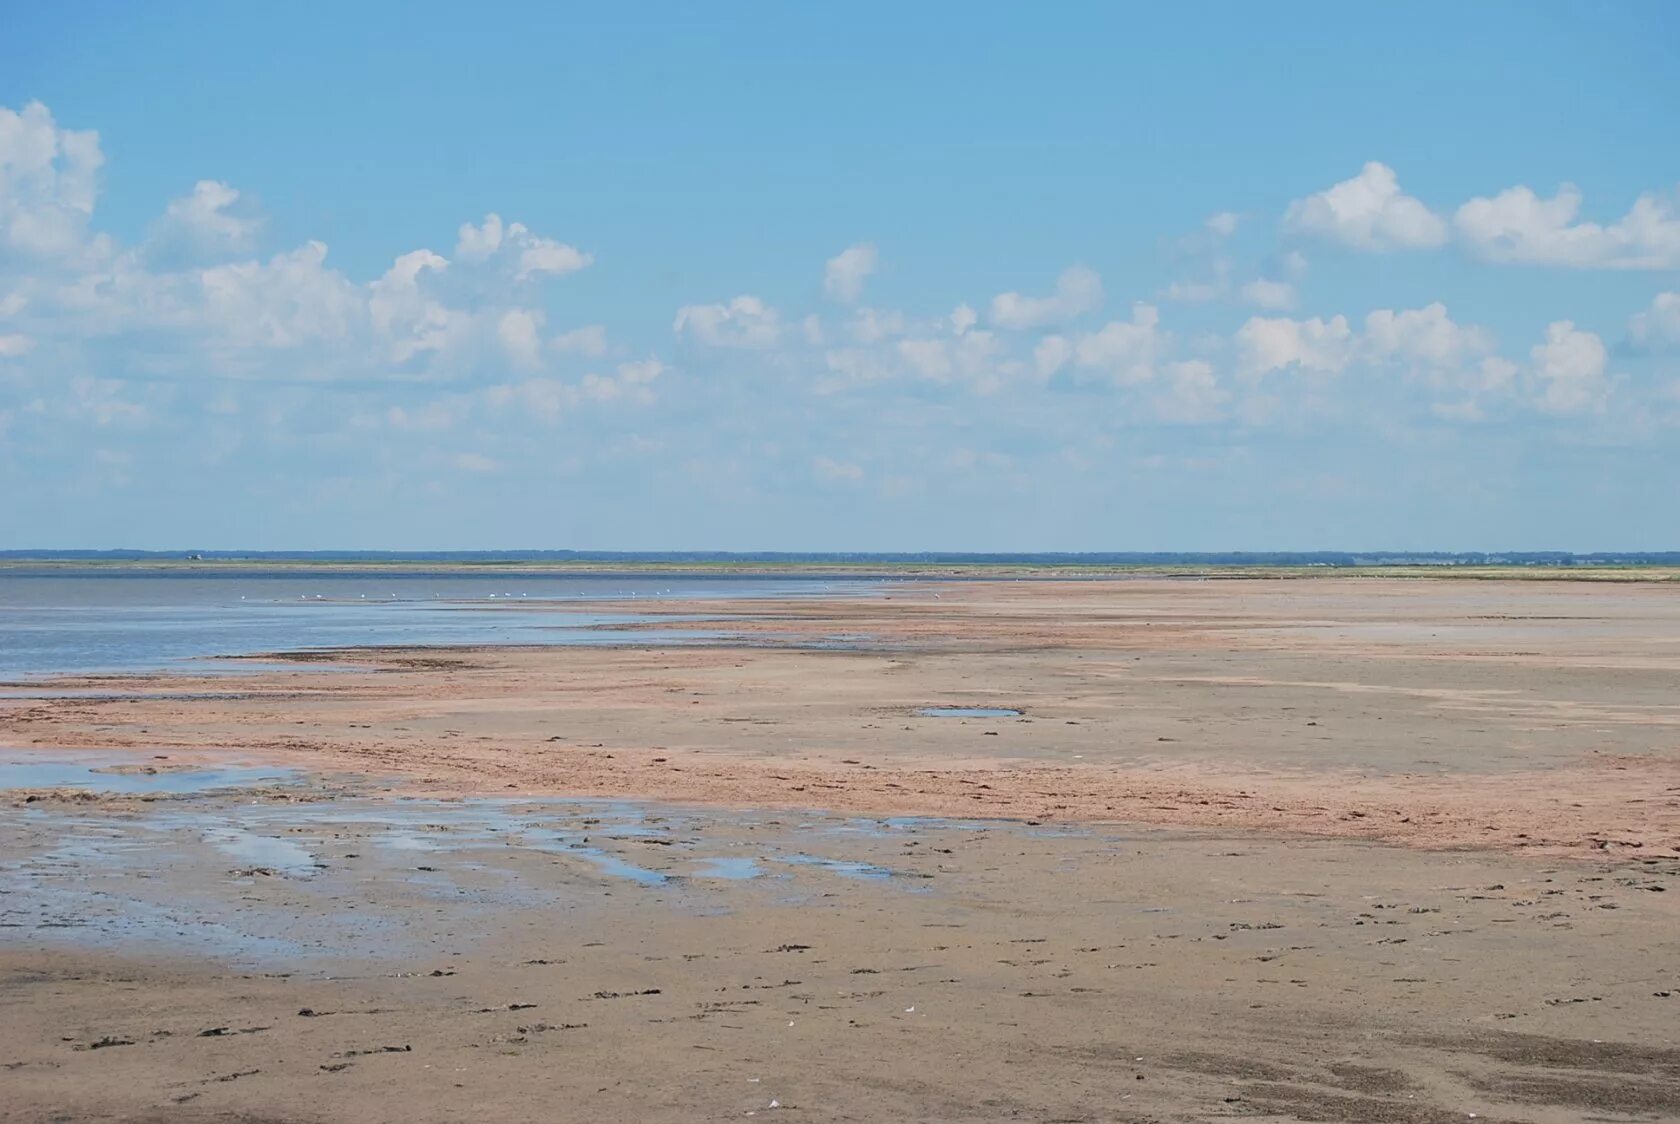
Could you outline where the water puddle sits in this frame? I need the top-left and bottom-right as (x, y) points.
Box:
(778, 853), (898, 880)
(572, 849), (669, 886)
(204, 828), (321, 876)
(917, 706), (1022, 719)
(0, 689), (261, 700)
(181, 659), (356, 676)
(694, 856), (762, 880)
(0, 756), (300, 795)
(0, 786), (980, 965)
(375, 829), (446, 852)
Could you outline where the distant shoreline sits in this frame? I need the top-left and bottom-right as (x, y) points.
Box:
(1, 556), (1677, 580)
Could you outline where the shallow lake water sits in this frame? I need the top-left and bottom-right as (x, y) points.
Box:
(0, 569), (861, 679)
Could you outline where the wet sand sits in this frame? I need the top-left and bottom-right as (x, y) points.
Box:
(6, 578), (1679, 855)
(3, 577), (1679, 1121)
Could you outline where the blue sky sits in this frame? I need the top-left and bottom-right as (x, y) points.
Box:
(2, 1), (1677, 550)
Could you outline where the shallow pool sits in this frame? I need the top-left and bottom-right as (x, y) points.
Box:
(917, 706), (1022, 718)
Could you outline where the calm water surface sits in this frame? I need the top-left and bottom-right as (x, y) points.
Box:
(0, 569), (855, 679)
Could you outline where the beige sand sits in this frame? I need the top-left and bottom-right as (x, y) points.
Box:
(2, 577), (1678, 1122)
(5, 578), (1678, 855)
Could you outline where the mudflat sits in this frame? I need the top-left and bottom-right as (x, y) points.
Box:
(3, 577), (1678, 1122)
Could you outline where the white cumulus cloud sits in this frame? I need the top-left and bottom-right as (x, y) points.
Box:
(1033, 334), (1072, 379)
(1073, 304), (1161, 385)
(517, 237), (591, 280)
(1529, 320), (1610, 415)
(197, 241), (362, 354)
(813, 455), (864, 482)
(454, 212), (592, 279)
(672, 295), (781, 349)
(0, 102), (622, 397)
(367, 249), (461, 363)
(1361, 303), (1513, 411)
(1161, 278), (1224, 304)
(823, 243), (877, 303)
(849, 306), (906, 344)
(0, 100), (105, 263)
(1153, 359), (1227, 424)
(497, 308), (545, 369)
(149, 180), (261, 262)
(1285, 162), (1448, 251)
(990, 265), (1102, 329)
(1204, 211), (1240, 238)
(484, 359), (663, 423)
(552, 323), (609, 357)
(1240, 278), (1296, 311)
(895, 329), (1004, 390)
(1454, 183), (1680, 269)
(1235, 314), (1354, 379)
(580, 357), (663, 404)
(1363, 302), (1494, 369)
(1628, 292), (1680, 351)
(455, 213), (505, 261)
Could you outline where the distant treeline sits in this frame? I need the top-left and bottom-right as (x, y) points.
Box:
(5, 550), (1679, 567)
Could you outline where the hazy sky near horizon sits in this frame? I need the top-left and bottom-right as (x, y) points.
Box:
(2, 1), (1678, 550)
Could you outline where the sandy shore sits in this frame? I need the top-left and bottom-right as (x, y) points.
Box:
(6, 577), (1679, 855)
(3, 577), (1679, 1121)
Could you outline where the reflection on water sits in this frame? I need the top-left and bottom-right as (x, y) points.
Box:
(917, 706), (1022, 718)
(204, 827), (321, 876)
(694, 856), (762, 880)
(0, 789), (978, 965)
(0, 569), (860, 679)
(0, 754), (300, 795)
(778, 853), (899, 880)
